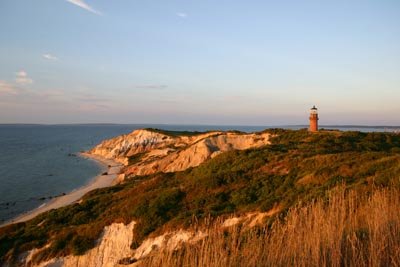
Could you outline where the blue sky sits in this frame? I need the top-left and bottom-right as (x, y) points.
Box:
(0, 0), (399, 125)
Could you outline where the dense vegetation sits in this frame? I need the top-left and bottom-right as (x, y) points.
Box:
(1, 129), (400, 265)
(143, 127), (243, 137)
(143, 128), (217, 137)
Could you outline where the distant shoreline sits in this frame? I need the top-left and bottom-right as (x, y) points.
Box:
(1, 153), (123, 226)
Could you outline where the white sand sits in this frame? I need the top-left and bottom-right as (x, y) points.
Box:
(2, 153), (123, 226)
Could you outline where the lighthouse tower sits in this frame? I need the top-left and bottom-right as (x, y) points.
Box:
(309, 106), (319, 132)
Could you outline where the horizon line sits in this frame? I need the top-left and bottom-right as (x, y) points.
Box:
(1, 123), (400, 128)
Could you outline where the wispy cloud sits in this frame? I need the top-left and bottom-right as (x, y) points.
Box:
(134, 85), (168, 90)
(0, 80), (18, 95)
(66, 0), (102, 15)
(177, 12), (188, 18)
(15, 71), (33, 85)
(43, 53), (58, 61)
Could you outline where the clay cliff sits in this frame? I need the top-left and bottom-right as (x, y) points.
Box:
(89, 129), (271, 180)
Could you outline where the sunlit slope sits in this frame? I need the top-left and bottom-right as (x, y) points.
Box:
(1, 129), (400, 266)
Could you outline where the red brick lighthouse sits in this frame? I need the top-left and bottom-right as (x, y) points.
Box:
(309, 105), (319, 132)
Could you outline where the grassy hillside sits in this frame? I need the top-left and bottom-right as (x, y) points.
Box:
(1, 129), (400, 265)
(143, 186), (400, 266)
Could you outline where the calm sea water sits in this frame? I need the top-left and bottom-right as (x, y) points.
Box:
(0, 124), (397, 223)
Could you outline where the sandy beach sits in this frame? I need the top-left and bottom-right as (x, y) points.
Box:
(2, 153), (123, 226)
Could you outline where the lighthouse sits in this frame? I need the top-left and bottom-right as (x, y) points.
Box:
(309, 105), (319, 132)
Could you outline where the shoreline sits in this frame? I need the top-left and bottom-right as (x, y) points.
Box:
(1, 153), (123, 226)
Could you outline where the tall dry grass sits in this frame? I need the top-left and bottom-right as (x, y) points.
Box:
(142, 186), (400, 267)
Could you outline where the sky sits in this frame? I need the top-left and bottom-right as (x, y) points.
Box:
(0, 0), (399, 125)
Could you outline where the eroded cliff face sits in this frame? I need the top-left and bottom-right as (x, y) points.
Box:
(89, 130), (178, 164)
(31, 222), (136, 267)
(89, 129), (271, 179)
(30, 222), (205, 267)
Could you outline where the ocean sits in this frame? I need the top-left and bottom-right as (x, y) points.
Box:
(0, 124), (398, 223)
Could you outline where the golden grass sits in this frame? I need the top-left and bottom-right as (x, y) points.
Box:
(142, 186), (400, 267)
